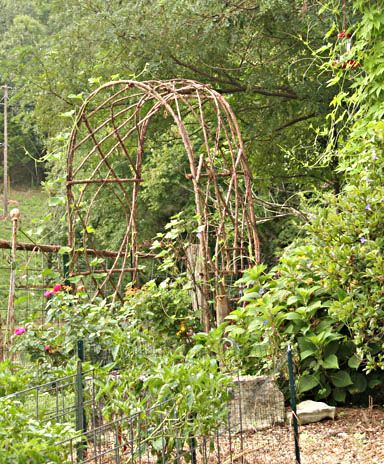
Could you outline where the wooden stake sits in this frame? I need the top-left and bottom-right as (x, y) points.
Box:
(5, 208), (19, 357)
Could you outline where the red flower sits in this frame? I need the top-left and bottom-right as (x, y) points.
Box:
(53, 284), (62, 293)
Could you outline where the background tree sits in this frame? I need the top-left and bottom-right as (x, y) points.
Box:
(0, 0), (352, 257)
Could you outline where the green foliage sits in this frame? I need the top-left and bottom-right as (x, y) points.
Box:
(212, 247), (384, 403)
(95, 347), (231, 434)
(0, 0), (342, 254)
(142, 349), (231, 436)
(12, 283), (230, 447)
(12, 273), (197, 368)
(0, 399), (74, 463)
(0, 361), (32, 397)
(124, 280), (198, 341)
(208, 0), (384, 403)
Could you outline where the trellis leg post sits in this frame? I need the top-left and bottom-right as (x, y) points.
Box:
(215, 283), (231, 326)
(186, 244), (210, 332)
(287, 344), (301, 464)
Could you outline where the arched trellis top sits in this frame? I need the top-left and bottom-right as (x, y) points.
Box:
(66, 79), (259, 329)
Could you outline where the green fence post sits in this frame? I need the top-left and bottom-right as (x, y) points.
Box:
(62, 253), (70, 286)
(76, 340), (86, 461)
(287, 344), (301, 464)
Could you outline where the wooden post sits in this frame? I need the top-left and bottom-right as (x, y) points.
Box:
(215, 283), (231, 326)
(5, 208), (20, 356)
(2, 84), (8, 217)
(186, 244), (210, 332)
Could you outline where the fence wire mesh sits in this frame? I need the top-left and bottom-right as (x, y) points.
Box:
(0, 246), (62, 360)
(58, 377), (296, 464)
(2, 369), (96, 426)
(2, 364), (298, 464)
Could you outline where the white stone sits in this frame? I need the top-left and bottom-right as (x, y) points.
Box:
(294, 400), (336, 425)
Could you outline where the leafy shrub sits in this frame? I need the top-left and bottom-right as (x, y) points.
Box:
(0, 399), (74, 463)
(208, 124), (384, 403)
(124, 279), (199, 343)
(217, 260), (384, 403)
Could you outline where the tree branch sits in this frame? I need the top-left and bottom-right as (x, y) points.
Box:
(169, 54), (298, 99)
(275, 112), (317, 131)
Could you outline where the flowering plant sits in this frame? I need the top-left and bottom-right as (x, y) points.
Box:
(14, 327), (26, 336)
(44, 283), (63, 298)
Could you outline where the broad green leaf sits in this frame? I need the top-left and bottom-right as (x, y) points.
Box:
(58, 246), (72, 255)
(322, 354), (339, 369)
(330, 371), (353, 388)
(316, 383), (331, 399)
(284, 312), (302, 320)
(226, 326), (245, 336)
(152, 437), (164, 452)
(298, 374), (319, 393)
(112, 345), (120, 360)
(287, 295), (299, 306)
(332, 387), (346, 403)
(348, 354), (361, 369)
(300, 349), (316, 361)
(249, 343), (269, 358)
(348, 373), (367, 394)
(368, 379), (382, 389)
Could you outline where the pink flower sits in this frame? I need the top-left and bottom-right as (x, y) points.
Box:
(44, 284), (62, 298)
(14, 327), (26, 336)
(44, 345), (53, 354)
(53, 284), (62, 293)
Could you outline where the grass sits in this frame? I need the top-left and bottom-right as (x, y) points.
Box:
(0, 187), (49, 241)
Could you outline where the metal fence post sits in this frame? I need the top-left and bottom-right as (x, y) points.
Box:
(189, 435), (197, 464)
(76, 340), (86, 461)
(287, 344), (301, 464)
(63, 252), (70, 286)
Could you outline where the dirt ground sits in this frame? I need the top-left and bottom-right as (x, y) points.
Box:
(234, 407), (384, 464)
(83, 408), (384, 463)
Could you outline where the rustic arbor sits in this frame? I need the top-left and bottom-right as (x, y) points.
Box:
(67, 79), (259, 330)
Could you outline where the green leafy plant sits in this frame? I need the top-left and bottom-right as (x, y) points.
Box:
(0, 399), (74, 463)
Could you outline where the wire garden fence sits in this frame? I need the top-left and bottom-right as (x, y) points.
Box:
(0, 241), (63, 360)
(1, 342), (302, 464)
(0, 218), (302, 463)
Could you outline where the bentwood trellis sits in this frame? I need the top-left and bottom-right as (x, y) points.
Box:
(67, 79), (259, 330)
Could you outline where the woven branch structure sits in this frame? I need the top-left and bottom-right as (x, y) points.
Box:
(67, 79), (259, 329)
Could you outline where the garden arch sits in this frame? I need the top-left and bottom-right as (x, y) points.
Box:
(67, 79), (259, 330)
